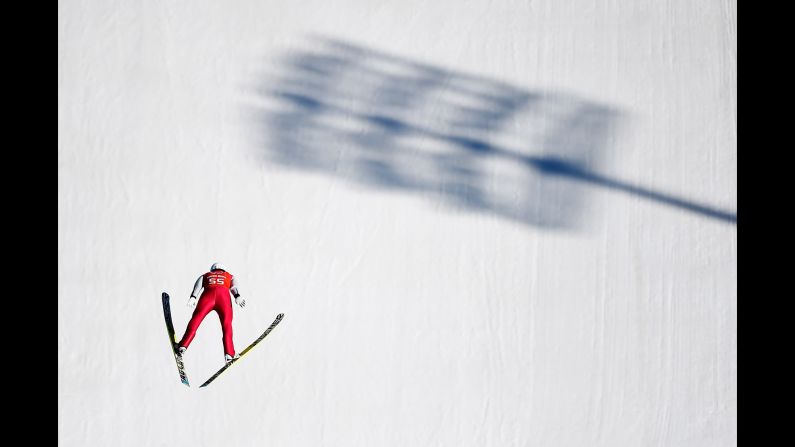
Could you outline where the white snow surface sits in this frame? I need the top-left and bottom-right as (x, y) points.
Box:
(59, 1), (736, 446)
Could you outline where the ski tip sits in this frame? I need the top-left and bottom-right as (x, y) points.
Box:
(162, 292), (169, 299)
(277, 313), (284, 319)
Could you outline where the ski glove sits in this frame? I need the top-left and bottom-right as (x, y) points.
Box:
(187, 296), (197, 308)
(235, 296), (246, 308)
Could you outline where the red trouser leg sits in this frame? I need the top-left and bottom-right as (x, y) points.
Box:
(178, 293), (216, 349)
(215, 290), (235, 356)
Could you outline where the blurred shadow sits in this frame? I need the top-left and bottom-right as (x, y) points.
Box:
(248, 37), (736, 228)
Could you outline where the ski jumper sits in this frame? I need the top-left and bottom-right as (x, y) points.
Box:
(178, 270), (238, 356)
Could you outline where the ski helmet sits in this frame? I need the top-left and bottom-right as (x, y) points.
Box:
(210, 262), (226, 272)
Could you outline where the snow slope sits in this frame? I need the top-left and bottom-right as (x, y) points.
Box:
(59, 1), (736, 446)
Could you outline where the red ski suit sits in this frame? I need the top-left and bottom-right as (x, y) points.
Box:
(178, 270), (236, 356)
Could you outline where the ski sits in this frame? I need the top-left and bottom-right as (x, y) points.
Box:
(199, 313), (285, 388)
(162, 292), (190, 386)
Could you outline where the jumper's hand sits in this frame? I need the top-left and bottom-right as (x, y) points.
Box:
(187, 296), (197, 308)
(235, 296), (246, 308)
